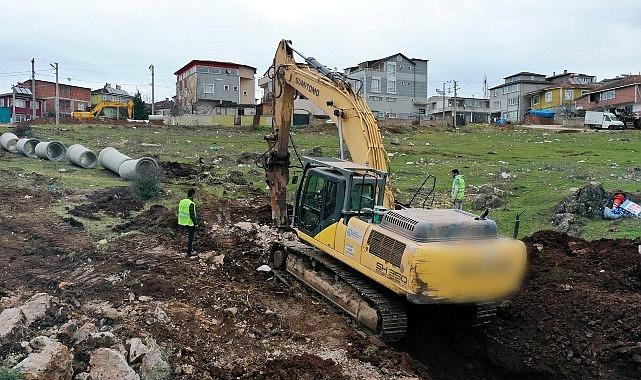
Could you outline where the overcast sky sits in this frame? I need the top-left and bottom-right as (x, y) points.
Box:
(2, 0), (641, 102)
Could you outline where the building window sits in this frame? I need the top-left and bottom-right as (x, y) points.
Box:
(224, 85), (230, 91)
(387, 62), (396, 73)
(545, 91), (552, 102)
(386, 112), (397, 118)
(204, 84), (214, 94)
(15, 99), (26, 108)
(0, 99), (3, 107)
(502, 87), (506, 95)
(386, 97), (397, 102)
(368, 95), (383, 101)
(371, 77), (381, 93)
(387, 80), (396, 94)
(243, 91), (247, 96)
(233, 86), (238, 91)
(77, 102), (86, 111)
(516, 84), (520, 92)
(477, 100), (483, 108)
(493, 100), (501, 108)
(600, 89), (615, 100)
(564, 90), (574, 101)
(532, 96), (540, 105)
(508, 97), (518, 106)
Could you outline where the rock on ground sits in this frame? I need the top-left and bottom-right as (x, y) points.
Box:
(139, 339), (170, 380)
(89, 348), (140, 380)
(13, 336), (73, 380)
(0, 307), (26, 342)
(128, 337), (149, 364)
(551, 212), (585, 236)
(20, 293), (53, 325)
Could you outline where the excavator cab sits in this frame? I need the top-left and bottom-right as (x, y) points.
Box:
(293, 157), (386, 236)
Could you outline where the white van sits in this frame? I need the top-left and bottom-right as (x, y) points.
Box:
(584, 111), (625, 130)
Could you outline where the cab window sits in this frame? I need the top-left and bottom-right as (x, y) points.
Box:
(350, 183), (375, 211)
(301, 174), (325, 231)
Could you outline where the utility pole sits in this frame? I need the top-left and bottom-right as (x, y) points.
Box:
(483, 75), (488, 98)
(31, 58), (36, 119)
(435, 82), (447, 120)
(149, 65), (155, 115)
(452, 80), (459, 128)
(50, 62), (59, 125)
(11, 84), (16, 123)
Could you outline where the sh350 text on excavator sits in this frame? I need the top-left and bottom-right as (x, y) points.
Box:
(262, 40), (527, 342)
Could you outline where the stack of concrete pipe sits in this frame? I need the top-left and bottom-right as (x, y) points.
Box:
(98, 147), (158, 181)
(66, 144), (98, 168)
(0, 132), (19, 153)
(35, 141), (67, 162)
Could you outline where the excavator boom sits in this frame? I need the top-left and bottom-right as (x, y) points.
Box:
(266, 40), (393, 226)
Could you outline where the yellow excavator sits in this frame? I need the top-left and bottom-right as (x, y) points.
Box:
(263, 40), (527, 342)
(72, 100), (134, 120)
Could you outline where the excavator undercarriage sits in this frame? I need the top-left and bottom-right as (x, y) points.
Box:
(271, 240), (408, 342)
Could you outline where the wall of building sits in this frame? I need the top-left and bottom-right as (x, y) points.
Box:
(349, 55), (428, 119)
(576, 86), (639, 110)
(239, 77), (255, 105)
(22, 80), (90, 115)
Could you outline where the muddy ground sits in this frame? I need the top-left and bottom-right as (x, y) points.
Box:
(1, 168), (641, 379)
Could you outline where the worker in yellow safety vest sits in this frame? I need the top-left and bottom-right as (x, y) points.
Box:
(451, 169), (465, 210)
(178, 188), (198, 257)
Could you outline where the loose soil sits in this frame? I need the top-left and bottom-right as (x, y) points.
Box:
(3, 172), (641, 379)
(68, 187), (144, 219)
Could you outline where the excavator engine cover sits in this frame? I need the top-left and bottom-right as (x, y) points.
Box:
(380, 209), (497, 242)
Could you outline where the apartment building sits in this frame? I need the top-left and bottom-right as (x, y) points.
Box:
(489, 72), (549, 122)
(344, 53), (428, 119)
(175, 60), (256, 115)
(526, 78), (595, 113)
(21, 79), (91, 117)
(427, 95), (490, 123)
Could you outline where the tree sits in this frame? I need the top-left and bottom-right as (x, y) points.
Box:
(132, 90), (149, 120)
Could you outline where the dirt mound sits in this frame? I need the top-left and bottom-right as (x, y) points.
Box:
(346, 332), (431, 379)
(484, 231), (641, 379)
(556, 183), (607, 219)
(112, 205), (176, 233)
(69, 188), (144, 220)
(161, 161), (198, 178)
(260, 353), (348, 380)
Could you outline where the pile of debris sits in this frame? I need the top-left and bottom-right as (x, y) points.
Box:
(552, 182), (640, 235)
(469, 184), (509, 210)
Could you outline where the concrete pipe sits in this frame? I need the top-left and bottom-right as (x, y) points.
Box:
(16, 138), (40, 157)
(0, 132), (19, 153)
(66, 144), (98, 169)
(35, 141), (66, 161)
(118, 157), (159, 180)
(98, 147), (132, 174)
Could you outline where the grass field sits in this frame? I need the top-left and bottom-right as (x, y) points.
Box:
(1, 123), (639, 239)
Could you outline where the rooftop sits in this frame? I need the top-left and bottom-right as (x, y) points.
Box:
(345, 53), (428, 72)
(174, 60), (257, 76)
(503, 72), (545, 79)
(22, 79), (91, 91)
(581, 75), (641, 95)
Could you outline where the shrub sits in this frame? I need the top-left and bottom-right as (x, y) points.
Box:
(131, 174), (162, 200)
(0, 367), (23, 380)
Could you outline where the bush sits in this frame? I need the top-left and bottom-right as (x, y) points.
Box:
(0, 367), (23, 380)
(131, 174), (162, 200)
(12, 124), (37, 138)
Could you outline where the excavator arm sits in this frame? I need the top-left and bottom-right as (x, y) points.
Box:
(265, 40), (393, 226)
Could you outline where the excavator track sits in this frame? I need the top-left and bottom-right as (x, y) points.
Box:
(271, 240), (407, 342)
